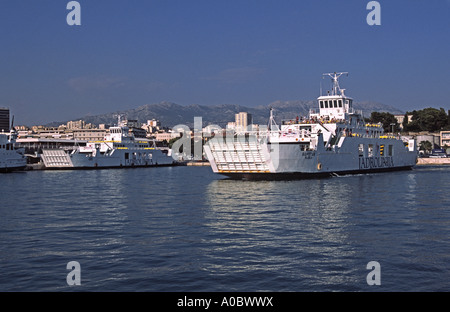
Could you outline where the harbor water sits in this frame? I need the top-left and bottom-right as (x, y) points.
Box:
(1, 165), (449, 292)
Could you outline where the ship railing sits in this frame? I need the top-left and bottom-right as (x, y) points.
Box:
(211, 128), (317, 143)
(281, 117), (348, 126)
(338, 132), (400, 140)
(365, 123), (383, 128)
(347, 108), (364, 116)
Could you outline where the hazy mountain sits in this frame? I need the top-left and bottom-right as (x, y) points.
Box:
(48, 100), (404, 128)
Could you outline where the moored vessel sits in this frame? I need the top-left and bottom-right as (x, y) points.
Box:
(41, 118), (175, 169)
(204, 72), (418, 180)
(0, 127), (27, 173)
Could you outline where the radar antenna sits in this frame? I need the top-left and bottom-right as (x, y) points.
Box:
(322, 72), (348, 96)
(268, 107), (279, 132)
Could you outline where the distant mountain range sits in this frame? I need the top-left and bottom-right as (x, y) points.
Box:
(48, 100), (404, 128)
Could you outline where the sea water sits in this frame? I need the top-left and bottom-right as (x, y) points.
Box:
(1, 166), (449, 291)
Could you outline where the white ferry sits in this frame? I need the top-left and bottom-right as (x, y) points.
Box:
(41, 120), (174, 169)
(204, 72), (418, 180)
(0, 129), (27, 173)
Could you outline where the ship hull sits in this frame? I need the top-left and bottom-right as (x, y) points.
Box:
(0, 165), (27, 173)
(41, 148), (175, 169)
(70, 151), (174, 169)
(204, 135), (418, 180)
(0, 155), (27, 173)
(219, 165), (414, 180)
(1, 133), (27, 173)
(42, 163), (176, 170)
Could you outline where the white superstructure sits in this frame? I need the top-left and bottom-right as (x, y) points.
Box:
(204, 72), (418, 180)
(41, 119), (174, 169)
(0, 129), (27, 172)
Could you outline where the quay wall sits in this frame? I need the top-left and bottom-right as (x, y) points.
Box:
(417, 158), (450, 165)
(186, 161), (211, 166)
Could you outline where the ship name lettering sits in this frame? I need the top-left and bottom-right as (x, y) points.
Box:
(359, 156), (393, 170)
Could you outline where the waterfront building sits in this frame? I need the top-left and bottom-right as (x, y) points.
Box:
(32, 127), (72, 140)
(72, 129), (107, 142)
(66, 120), (86, 130)
(415, 133), (442, 150)
(142, 119), (161, 135)
(227, 121), (236, 130)
(203, 125), (223, 136)
(147, 119), (161, 128)
(235, 112), (253, 132)
(98, 124), (110, 130)
(0, 107), (10, 132)
(119, 119), (147, 138)
(394, 114), (413, 131)
(440, 130), (450, 149)
(155, 131), (180, 142)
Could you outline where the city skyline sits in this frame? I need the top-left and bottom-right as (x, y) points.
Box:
(1, 1), (449, 126)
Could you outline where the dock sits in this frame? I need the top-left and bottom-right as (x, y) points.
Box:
(417, 158), (450, 165)
(186, 161), (211, 166)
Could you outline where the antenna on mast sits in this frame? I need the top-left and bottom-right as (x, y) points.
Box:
(268, 107), (279, 132)
(322, 72), (348, 96)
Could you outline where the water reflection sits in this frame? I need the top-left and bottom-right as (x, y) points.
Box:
(3, 166), (449, 291)
(203, 178), (359, 290)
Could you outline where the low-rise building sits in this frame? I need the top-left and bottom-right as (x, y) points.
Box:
(394, 114), (413, 130)
(441, 130), (450, 149)
(155, 131), (181, 142)
(72, 129), (107, 142)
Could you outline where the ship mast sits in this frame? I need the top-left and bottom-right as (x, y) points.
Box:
(323, 72), (348, 96)
(268, 107), (279, 131)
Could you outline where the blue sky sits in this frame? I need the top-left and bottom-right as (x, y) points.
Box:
(1, 0), (449, 125)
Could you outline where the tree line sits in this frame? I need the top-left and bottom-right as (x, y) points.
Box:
(367, 107), (450, 133)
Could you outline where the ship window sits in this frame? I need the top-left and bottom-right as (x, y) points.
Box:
(358, 144), (364, 157)
(368, 144), (374, 157)
(320, 101), (324, 108)
(324, 101), (328, 108)
(333, 100), (337, 108)
(328, 100), (332, 108)
(339, 100), (343, 107)
(388, 145), (393, 156)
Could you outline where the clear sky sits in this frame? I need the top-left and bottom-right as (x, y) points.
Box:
(1, 0), (449, 125)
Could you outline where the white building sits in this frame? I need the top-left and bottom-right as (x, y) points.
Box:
(235, 112), (253, 132)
